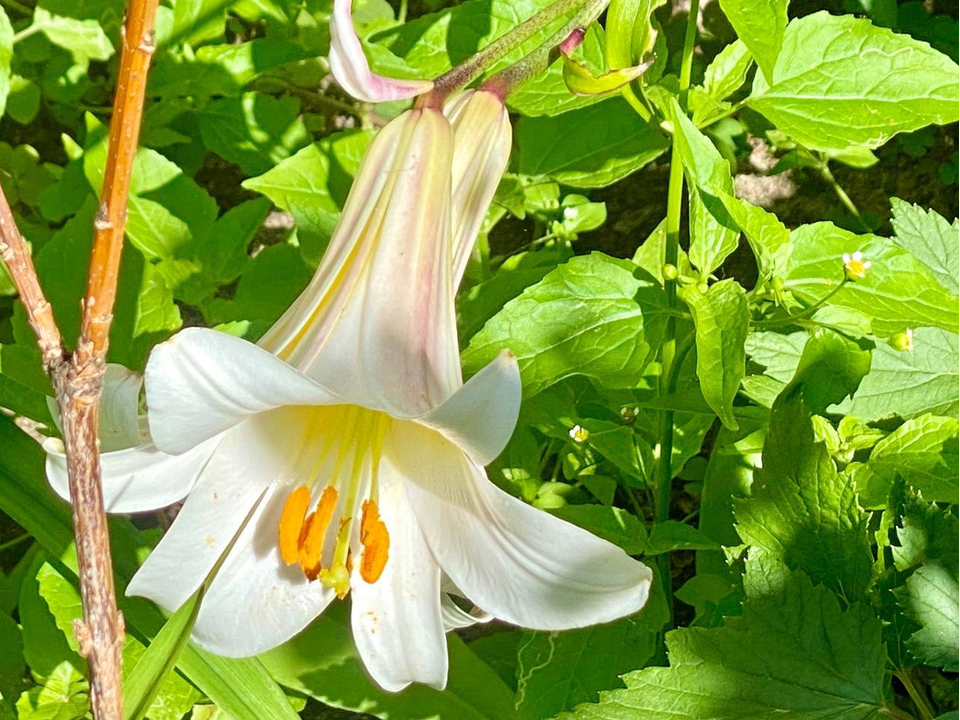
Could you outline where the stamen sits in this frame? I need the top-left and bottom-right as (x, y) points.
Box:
(297, 486), (338, 580)
(278, 485), (311, 565)
(360, 500), (389, 583)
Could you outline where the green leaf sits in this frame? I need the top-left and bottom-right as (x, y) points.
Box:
(680, 280), (749, 430)
(149, 40), (308, 99)
(15, 661), (89, 720)
(15, 197), (182, 368)
(32, 2), (115, 63)
(260, 603), (519, 720)
(747, 12), (960, 151)
(176, 197), (272, 305)
(242, 131), (374, 262)
(667, 98), (739, 277)
(515, 99), (668, 189)
(459, 247), (572, 341)
(644, 520), (719, 556)
(515, 609), (667, 718)
(897, 563), (959, 671)
(890, 197), (959, 295)
(549, 505), (647, 555)
(784, 222), (959, 337)
(717, 0), (786, 83)
(605, 0), (663, 70)
(893, 493), (958, 574)
(838, 327), (959, 421)
(0, 7), (13, 119)
(735, 387), (874, 600)
(203, 243), (312, 328)
(789, 329), (871, 414)
(0, 344), (54, 424)
(719, 194), (791, 280)
(558, 556), (887, 720)
(856, 414), (958, 507)
(169, 0), (227, 46)
(83, 115), (219, 262)
(578, 418), (653, 485)
(197, 93), (311, 176)
(462, 253), (669, 398)
(0, 612), (22, 716)
(123, 590), (201, 720)
(702, 39), (753, 101)
(6, 75), (42, 125)
(19, 558), (83, 680)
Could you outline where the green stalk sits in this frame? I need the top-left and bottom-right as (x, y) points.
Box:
(896, 669), (935, 720)
(655, 0), (700, 624)
(482, 0), (610, 98)
(425, 0), (592, 102)
(820, 160), (872, 232)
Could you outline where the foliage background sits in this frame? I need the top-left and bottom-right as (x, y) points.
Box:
(0, 0), (957, 718)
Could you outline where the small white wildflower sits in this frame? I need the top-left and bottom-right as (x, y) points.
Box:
(842, 251), (872, 280)
(569, 424), (589, 443)
(563, 206), (579, 221)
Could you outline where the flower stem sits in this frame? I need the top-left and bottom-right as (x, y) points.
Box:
(426, 0), (592, 102)
(655, 0), (699, 628)
(820, 159), (871, 233)
(751, 278), (848, 329)
(482, 0), (610, 99)
(896, 669), (935, 720)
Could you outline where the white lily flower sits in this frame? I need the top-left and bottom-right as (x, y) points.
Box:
(45, 104), (652, 692)
(328, 0), (433, 103)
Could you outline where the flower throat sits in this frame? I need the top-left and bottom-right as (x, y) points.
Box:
(276, 406), (391, 598)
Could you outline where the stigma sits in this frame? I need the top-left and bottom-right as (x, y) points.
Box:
(276, 406), (391, 598)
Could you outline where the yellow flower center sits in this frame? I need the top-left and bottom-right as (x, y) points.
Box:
(276, 406), (391, 598)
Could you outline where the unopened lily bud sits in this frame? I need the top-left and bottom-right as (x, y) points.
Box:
(444, 90), (513, 288)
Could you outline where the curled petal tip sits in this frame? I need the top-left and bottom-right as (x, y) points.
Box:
(330, 0), (434, 103)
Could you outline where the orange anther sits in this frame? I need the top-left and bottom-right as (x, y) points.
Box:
(360, 501), (389, 584)
(298, 486), (338, 580)
(278, 485), (310, 565)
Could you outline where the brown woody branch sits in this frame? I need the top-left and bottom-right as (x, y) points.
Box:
(0, 190), (63, 369)
(0, 0), (160, 718)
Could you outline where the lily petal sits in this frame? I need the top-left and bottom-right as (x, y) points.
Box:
(351, 451), (447, 691)
(44, 437), (216, 514)
(416, 350), (520, 465)
(191, 483), (336, 657)
(440, 595), (491, 632)
(393, 423), (653, 630)
(445, 90), (513, 288)
(259, 109), (461, 417)
(127, 418), (289, 612)
(45, 363), (145, 452)
(145, 328), (340, 455)
(329, 0), (433, 103)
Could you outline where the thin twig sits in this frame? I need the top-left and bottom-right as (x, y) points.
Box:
(77, 0), (159, 367)
(0, 188), (63, 369)
(1, 1), (160, 718)
(57, 2), (160, 719)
